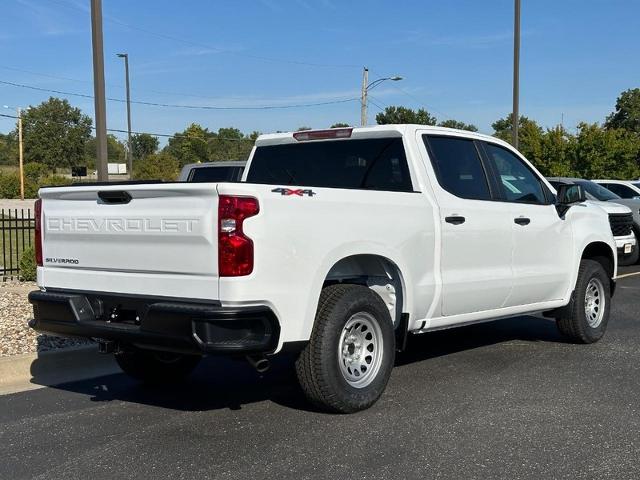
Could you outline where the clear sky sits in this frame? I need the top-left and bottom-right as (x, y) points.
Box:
(0, 0), (638, 143)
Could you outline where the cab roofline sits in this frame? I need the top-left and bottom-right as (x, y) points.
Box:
(254, 124), (506, 148)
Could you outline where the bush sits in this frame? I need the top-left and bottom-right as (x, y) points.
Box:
(0, 169), (73, 198)
(23, 162), (49, 183)
(0, 172), (20, 198)
(133, 152), (180, 181)
(19, 245), (37, 281)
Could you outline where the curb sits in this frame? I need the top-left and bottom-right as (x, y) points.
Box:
(0, 345), (120, 396)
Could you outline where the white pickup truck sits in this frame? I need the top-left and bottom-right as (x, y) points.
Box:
(29, 125), (617, 413)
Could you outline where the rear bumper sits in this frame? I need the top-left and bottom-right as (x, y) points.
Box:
(28, 290), (279, 355)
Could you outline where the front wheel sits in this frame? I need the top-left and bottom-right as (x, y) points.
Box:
(295, 284), (395, 413)
(556, 259), (611, 343)
(115, 346), (201, 384)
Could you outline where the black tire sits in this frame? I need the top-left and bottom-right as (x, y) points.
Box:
(115, 346), (201, 384)
(556, 259), (611, 344)
(295, 284), (395, 413)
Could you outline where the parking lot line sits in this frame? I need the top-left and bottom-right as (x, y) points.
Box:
(616, 271), (640, 280)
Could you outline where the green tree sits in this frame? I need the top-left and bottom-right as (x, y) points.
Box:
(296, 126), (312, 131)
(330, 122), (351, 128)
(84, 134), (126, 169)
(438, 119), (478, 132)
(131, 133), (159, 159)
(537, 126), (575, 177)
(0, 133), (17, 165)
(376, 106), (437, 125)
(133, 151), (180, 181)
(492, 114), (544, 163)
(605, 88), (640, 134)
(208, 128), (256, 161)
(19, 97), (92, 171)
(164, 123), (210, 166)
(571, 122), (640, 179)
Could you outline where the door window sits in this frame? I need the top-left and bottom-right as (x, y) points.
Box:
(424, 136), (491, 200)
(484, 143), (547, 204)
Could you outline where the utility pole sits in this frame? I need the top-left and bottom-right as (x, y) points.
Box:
(91, 0), (108, 181)
(360, 67), (369, 127)
(117, 53), (133, 177)
(17, 107), (24, 200)
(512, 0), (521, 149)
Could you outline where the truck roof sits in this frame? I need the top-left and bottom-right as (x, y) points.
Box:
(255, 124), (509, 148)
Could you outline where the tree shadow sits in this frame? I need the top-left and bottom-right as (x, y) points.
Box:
(43, 315), (565, 413)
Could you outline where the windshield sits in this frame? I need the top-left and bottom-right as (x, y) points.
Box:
(576, 180), (621, 201)
(189, 166), (241, 183)
(632, 182), (640, 190)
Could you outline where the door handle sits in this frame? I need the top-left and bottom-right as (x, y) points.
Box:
(445, 215), (466, 225)
(514, 217), (531, 226)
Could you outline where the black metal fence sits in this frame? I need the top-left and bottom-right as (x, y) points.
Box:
(1, 208), (35, 278)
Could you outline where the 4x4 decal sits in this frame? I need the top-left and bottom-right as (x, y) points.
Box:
(271, 187), (316, 197)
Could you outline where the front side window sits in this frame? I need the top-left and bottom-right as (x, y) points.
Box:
(424, 136), (491, 200)
(485, 143), (547, 204)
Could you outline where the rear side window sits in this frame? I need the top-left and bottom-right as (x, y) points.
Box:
(246, 138), (412, 192)
(424, 135), (491, 200)
(189, 166), (241, 183)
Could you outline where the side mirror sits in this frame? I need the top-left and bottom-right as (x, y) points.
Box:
(556, 184), (586, 216)
(557, 184), (586, 204)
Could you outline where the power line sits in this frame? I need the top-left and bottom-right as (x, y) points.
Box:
(46, 0), (361, 70)
(0, 63), (360, 104)
(0, 79), (359, 110)
(1, 111), (255, 142)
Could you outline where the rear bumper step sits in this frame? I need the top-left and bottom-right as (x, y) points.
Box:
(28, 290), (279, 355)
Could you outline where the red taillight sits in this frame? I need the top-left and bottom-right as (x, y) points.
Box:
(34, 198), (43, 266)
(218, 195), (259, 277)
(293, 128), (353, 141)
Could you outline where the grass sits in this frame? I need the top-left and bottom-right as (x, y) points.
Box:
(0, 211), (35, 274)
(0, 165), (18, 174)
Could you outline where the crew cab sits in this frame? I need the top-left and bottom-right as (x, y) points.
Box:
(29, 125), (617, 413)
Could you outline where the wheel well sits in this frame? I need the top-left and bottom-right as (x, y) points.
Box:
(323, 255), (405, 328)
(581, 242), (616, 294)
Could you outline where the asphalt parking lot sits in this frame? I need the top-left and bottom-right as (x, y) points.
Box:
(2, 267), (640, 480)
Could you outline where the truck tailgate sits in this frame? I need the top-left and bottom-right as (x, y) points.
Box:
(38, 183), (219, 300)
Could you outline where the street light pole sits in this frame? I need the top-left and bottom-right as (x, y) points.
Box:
(117, 53), (133, 177)
(512, 0), (521, 149)
(360, 68), (403, 126)
(91, 0), (108, 182)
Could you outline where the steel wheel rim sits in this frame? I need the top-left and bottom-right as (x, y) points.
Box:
(584, 277), (605, 328)
(338, 312), (384, 389)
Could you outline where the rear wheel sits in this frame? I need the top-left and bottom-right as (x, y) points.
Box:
(556, 259), (611, 343)
(115, 346), (201, 384)
(295, 284), (395, 413)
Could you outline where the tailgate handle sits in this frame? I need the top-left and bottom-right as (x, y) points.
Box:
(97, 190), (132, 204)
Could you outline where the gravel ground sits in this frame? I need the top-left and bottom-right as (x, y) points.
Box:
(0, 281), (91, 357)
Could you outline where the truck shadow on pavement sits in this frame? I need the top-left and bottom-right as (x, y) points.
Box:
(45, 315), (565, 413)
